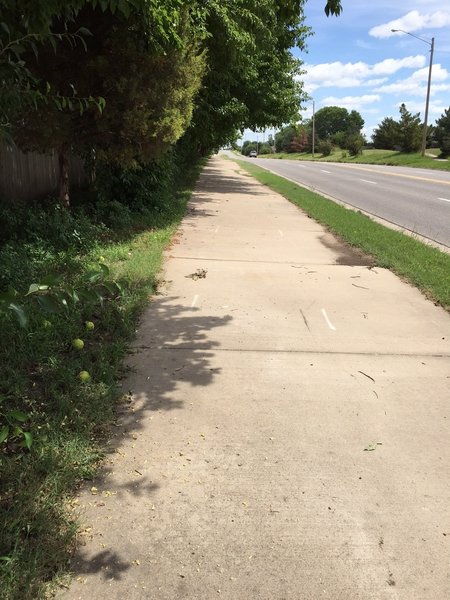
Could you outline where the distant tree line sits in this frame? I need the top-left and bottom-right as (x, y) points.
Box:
(240, 103), (450, 158)
(373, 104), (450, 156)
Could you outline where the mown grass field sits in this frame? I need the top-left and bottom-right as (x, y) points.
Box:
(234, 159), (450, 311)
(256, 148), (450, 171)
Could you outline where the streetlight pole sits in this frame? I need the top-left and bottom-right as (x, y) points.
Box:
(422, 37), (435, 157)
(312, 100), (315, 158)
(391, 29), (434, 156)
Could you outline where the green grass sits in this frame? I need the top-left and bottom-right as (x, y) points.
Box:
(0, 161), (204, 599)
(234, 159), (450, 310)
(254, 148), (450, 171)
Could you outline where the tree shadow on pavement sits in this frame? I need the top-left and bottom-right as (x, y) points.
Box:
(195, 166), (260, 196)
(66, 297), (232, 583)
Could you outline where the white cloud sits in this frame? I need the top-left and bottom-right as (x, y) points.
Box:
(320, 95), (381, 110)
(370, 10), (450, 39)
(371, 56), (426, 75)
(375, 64), (449, 94)
(365, 78), (389, 86)
(303, 56), (425, 92)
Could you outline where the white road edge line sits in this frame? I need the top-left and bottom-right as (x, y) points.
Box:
(320, 169), (331, 174)
(321, 308), (336, 331)
(437, 197), (450, 203)
(360, 179), (377, 185)
(191, 294), (199, 308)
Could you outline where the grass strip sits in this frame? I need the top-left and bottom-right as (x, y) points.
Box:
(0, 161), (204, 599)
(234, 159), (450, 310)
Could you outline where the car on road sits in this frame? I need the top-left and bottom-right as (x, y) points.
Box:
(249, 150), (257, 157)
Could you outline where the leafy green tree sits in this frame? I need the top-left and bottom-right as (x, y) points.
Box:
(184, 1), (310, 155)
(331, 131), (347, 149)
(9, 2), (206, 204)
(324, 0), (343, 15)
(372, 117), (401, 150)
(315, 106), (348, 139)
(347, 110), (364, 134)
(275, 125), (298, 153)
(2, 0), (345, 203)
(398, 103), (422, 153)
(314, 106), (363, 140)
(434, 107), (450, 157)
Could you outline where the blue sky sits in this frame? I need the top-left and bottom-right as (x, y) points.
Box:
(245, 0), (450, 143)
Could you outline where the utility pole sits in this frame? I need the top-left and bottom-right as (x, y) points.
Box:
(312, 100), (315, 158)
(421, 37), (435, 157)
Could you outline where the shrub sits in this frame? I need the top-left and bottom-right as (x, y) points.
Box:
(346, 134), (364, 156)
(318, 140), (333, 157)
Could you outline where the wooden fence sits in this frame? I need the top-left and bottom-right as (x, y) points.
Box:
(0, 144), (89, 203)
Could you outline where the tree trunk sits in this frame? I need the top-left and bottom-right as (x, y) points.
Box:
(58, 146), (70, 207)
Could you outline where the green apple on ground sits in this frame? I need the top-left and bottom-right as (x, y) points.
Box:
(78, 371), (91, 383)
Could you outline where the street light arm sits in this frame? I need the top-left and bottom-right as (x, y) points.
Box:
(391, 29), (432, 45)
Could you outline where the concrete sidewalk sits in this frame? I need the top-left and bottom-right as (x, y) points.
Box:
(63, 156), (450, 600)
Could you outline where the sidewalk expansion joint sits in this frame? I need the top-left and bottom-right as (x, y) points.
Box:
(151, 346), (449, 358)
(169, 255), (353, 266)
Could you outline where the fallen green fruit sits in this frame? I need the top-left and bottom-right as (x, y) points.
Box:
(78, 371), (91, 383)
(72, 338), (84, 350)
(85, 321), (95, 331)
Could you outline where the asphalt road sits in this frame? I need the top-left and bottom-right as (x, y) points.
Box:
(237, 155), (450, 248)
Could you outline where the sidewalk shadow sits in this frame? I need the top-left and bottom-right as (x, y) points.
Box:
(67, 297), (232, 583)
(194, 166), (260, 196)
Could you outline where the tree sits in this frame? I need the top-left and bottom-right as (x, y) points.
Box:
(290, 124), (311, 152)
(372, 117), (401, 150)
(398, 103), (422, 153)
(275, 125), (298, 153)
(315, 106), (347, 139)
(347, 110), (364, 134)
(8, 1), (206, 204)
(434, 107), (450, 157)
(183, 1), (310, 155)
(314, 106), (364, 140)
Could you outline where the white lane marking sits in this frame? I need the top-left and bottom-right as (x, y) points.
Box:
(191, 294), (199, 308)
(320, 169), (331, 174)
(360, 179), (377, 185)
(278, 230), (284, 238)
(437, 197), (450, 203)
(321, 308), (336, 331)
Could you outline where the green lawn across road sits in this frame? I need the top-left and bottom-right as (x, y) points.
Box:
(255, 148), (450, 171)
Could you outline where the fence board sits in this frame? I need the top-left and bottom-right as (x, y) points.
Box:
(0, 144), (89, 203)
